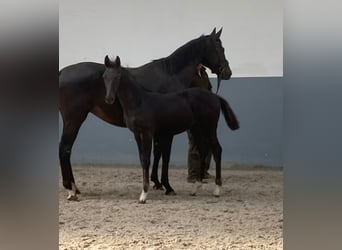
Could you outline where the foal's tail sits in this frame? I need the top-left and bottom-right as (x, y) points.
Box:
(219, 97), (240, 130)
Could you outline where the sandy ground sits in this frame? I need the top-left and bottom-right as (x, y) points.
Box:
(59, 165), (283, 250)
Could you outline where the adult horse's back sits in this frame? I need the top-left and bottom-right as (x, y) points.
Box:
(59, 28), (232, 200)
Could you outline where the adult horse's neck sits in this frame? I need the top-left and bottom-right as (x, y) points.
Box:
(158, 36), (205, 86)
(117, 68), (145, 116)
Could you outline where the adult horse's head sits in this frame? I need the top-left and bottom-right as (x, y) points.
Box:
(103, 55), (122, 105)
(202, 28), (232, 79)
(202, 28), (232, 92)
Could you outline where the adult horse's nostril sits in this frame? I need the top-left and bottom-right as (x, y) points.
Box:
(226, 69), (232, 79)
(220, 67), (232, 80)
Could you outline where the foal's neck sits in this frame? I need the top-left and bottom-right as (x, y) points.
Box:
(117, 69), (145, 114)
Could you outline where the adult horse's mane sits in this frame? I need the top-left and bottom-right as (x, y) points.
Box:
(152, 35), (205, 75)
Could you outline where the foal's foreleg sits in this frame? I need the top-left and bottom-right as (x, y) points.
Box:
(135, 132), (153, 203)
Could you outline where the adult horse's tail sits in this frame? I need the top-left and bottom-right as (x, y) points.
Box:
(219, 97), (239, 130)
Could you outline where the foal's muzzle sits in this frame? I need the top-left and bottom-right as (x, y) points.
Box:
(105, 96), (115, 105)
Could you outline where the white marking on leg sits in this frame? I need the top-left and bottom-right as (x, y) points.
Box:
(139, 189), (148, 203)
(190, 181), (202, 196)
(213, 184), (221, 197)
(67, 183), (78, 201)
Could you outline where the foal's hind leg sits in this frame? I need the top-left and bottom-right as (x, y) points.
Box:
(59, 114), (87, 200)
(189, 129), (210, 196)
(159, 135), (176, 195)
(210, 136), (223, 197)
(151, 138), (163, 190)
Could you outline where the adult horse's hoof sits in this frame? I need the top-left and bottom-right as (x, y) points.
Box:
(67, 194), (79, 201)
(153, 184), (163, 191)
(165, 190), (176, 196)
(66, 183), (80, 201)
(138, 200), (146, 204)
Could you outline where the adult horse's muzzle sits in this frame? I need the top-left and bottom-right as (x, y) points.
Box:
(219, 62), (232, 80)
(216, 63), (232, 93)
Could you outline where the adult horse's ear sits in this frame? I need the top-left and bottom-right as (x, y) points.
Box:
(104, 55), (112, 67)
(210, 27), (216, 37)
(216, 27), (223, 39)
(114, 56), (121, 67)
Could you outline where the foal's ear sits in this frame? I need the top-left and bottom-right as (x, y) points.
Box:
(104, 55), (112, 67)
(114, 56), (121, 67)
(216, 27), (223, 39)
(210, 27), (216, 37)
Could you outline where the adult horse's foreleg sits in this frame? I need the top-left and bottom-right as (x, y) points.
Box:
(210, 135), (222, 197)
(151, 138), (163, 190)
(159, 135), (176, 195)
(135, 132), (153, 204)
(59, 115), (87, 200)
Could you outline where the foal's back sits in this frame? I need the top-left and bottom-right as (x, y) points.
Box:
(143, 88), (221, 135)
(178, 88), (221, 129)
(138, 91), (194, 135)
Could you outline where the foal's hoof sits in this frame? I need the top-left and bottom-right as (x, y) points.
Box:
(165, 190), (176, 196)
(67, 194), (79, 201)
(190, 182), (202, 196)
(213, 185), (221, 197)
(153, 184), (164, 191)
(76, 189), (81, 195)
(139, 191), (148, 204)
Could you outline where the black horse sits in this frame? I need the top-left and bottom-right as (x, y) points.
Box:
(59, 28), (232, 200)
(103, 56), (239, 203)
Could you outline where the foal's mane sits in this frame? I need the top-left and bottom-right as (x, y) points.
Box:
(153, 35), (206, 75)
(120, 66), (154, 93)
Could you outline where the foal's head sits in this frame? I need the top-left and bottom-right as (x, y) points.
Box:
(202, 28), (232, 80)
(103, 55), (122, 105)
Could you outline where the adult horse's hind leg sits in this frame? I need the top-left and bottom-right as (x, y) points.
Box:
(59, 113), (88, 200)
(151, 138), (163, 190)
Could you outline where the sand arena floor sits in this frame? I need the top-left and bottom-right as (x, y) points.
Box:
(59, 165), (283, 250)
